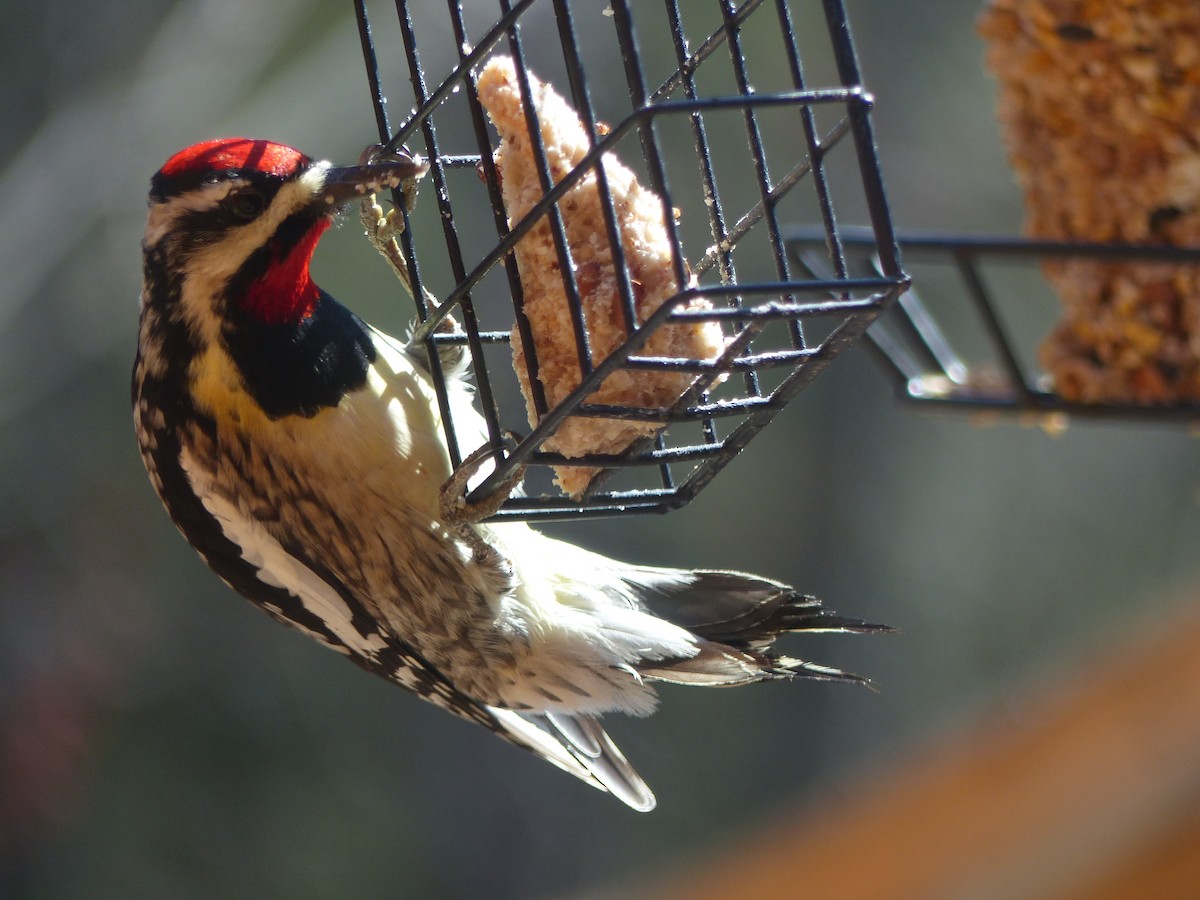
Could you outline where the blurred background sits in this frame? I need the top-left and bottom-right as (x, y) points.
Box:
(1, 1), (1198, 897)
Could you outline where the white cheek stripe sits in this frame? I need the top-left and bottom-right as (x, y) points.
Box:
(143, 180), (240, 247)
(179, 449), (389, 658)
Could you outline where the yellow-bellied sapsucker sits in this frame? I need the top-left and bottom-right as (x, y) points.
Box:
(132, 137), (887, 811)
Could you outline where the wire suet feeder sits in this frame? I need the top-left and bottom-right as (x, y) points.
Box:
(352, 0), (905, 520)
(789, 228), (1200, 425)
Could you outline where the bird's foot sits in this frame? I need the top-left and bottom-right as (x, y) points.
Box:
(360, 191), (414, 294)
(440, 433), (527, 526)
(357, 144), (427, 298)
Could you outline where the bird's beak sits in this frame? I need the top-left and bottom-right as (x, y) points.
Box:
(317, 151), (430, 208)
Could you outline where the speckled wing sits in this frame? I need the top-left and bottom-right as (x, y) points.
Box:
(135, 323), (653, 808)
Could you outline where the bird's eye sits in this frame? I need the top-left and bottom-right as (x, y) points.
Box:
(227, 191), (265, 222)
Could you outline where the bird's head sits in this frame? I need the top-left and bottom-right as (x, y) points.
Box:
(142, 138), (426, 327)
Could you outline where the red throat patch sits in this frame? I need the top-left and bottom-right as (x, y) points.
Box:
(242, 218), (330, 324)
(160, 138), (309, 179)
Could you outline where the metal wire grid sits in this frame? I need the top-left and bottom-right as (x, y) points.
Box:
(789, 227), (1200, 423)
(352, 0), (906, 520)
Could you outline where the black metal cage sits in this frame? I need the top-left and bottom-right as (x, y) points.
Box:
(789, 228), (1200, 424)
(353, 0), (905, 520)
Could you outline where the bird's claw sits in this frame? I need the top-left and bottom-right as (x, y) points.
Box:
(440, 433), (527, 526)
(357, 143), (446, 317)
(361, 198), (402, 245)
(376, 206), (401, 244)
(360, 184), (404, 250)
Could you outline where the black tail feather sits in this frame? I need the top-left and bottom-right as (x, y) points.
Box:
(619, 566), (890, 689)
(620, 566), (893, 650)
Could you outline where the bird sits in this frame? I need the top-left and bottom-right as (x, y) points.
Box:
(133, 136), (888, 812)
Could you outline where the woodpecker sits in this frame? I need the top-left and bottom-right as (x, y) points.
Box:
(133, 137), (887, 812)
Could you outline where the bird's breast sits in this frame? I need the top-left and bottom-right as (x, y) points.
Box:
(190, 338), (454, 524)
